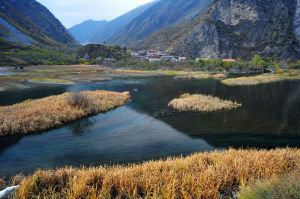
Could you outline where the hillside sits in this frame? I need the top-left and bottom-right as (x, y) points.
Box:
(69, 20), (108, 44)
(0, 0), (75, 47)
(82, 1), (158, 44)
(134, 0), (300, 59)
(108, 0), (214, 45)
(76, 44), (128, 61)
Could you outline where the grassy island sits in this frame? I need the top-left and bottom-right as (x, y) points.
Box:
(222, 73), (300, 86)
(168, 93), (242, 112)
(0, 90), (130, 136)
(10, 148), (300, 199)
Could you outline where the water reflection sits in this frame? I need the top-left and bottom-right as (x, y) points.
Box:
(67, 118), (95, 136)
(1, 76), (300, 178)
(0, 106), (215, 177)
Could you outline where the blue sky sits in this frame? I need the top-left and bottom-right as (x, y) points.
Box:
(37, 0), (154, 28)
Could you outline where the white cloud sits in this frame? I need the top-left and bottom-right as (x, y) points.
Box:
(37, 0), (154, 28)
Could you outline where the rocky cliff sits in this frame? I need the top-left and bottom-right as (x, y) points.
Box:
(76, 44), (128, 60)
(135, 0), (300, 59)
(294, 0), (300, 50)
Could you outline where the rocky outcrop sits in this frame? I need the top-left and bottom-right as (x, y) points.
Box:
(294, 0), (300, 50)
(136, 0), (299, 60)
(0, 186), (19, 199)
(76, 44), (128, 60)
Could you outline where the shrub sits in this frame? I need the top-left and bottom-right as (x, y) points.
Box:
(66, 92), (91, 111)
(238, 171), (300, 199)
(0, 178), (4, 190)
(276, 69), (284, 74)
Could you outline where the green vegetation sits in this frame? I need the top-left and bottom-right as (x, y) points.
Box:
(28, 78), (74, 84)
(168, 93), (242, 112)
(10, 148), (300, 199)
(238, 172), (300, 199)
(109, 56), (300, 72)
(1, 46), (79, 66)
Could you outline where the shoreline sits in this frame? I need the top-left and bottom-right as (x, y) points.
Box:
(1, 65), (300, 92)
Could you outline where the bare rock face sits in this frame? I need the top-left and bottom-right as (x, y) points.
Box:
(294, 0), (300, 50)
(0, 0), (75, 46)
(76, 44), (127, 60)
(0, 186), (19, 199)
(137, 0), (299, 59)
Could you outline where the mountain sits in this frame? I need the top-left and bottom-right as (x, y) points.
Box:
(69, 20), (108, 44)
(108, 0), (214, 45)
(87, 0), (158, 44)
(0, 0), (75, 47)
(135, 0), (300, 59)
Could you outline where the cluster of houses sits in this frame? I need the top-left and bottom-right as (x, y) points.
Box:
(130, 50), (187, 62)
(131, 50), (237, 63)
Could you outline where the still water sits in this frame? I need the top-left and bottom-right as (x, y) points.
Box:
(0, 76), (300, 177)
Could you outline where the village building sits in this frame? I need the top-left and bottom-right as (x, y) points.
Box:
(178, 57), (187, 61)
(149, 57), (161, 62)
(222, 59), (236, 62)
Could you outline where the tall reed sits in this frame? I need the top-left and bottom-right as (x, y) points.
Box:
(0, 90), (130, 136)
(15, 148), (300, 199)
(222, 74), (300, 86)
(168, 93), (241, 112)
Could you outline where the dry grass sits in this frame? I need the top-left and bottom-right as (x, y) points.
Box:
(238, 171), (300, 199)
(213, 73), (227, 79)
(13, 148), (300, 199)
(168, 93), (242, 112)
(115, 70), (227, 80)
(0, 90), (130, 136)
(0, 177), (4, 190)
(26, 65), (110, 73)
(222, 74), (300, 86)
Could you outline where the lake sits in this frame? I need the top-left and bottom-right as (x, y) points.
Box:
(0, 76), (300, 177)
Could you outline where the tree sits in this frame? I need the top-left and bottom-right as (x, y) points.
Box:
(252, 55), (266, 69)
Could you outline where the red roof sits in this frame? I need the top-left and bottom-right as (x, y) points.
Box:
(222, 59), (236, 62)
(158, 53), (168, 56)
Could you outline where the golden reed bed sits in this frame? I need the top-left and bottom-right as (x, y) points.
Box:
(0, 90), (130, 136)
(168, 93), (242, 112)
(221, 74), (300, 86)
(12, 148), (300, 199)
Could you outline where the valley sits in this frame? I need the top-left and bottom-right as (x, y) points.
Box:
(0, 0), (299, 198)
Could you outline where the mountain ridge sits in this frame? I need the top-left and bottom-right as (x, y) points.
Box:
(69, 19), (108, 44)
(108, 0), (214, 46)
(0, 0), (75, 47)
(69, 1), (158, 45)
(133, 0), (300, 59)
